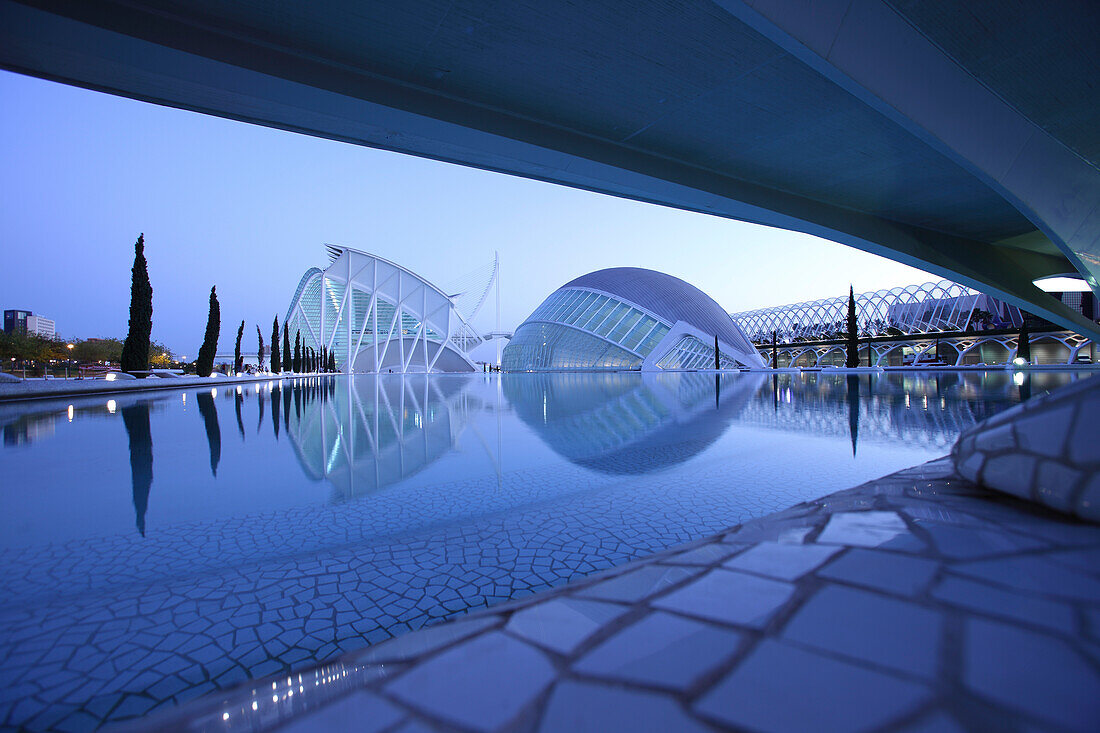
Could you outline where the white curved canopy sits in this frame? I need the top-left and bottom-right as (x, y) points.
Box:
(285, 246), (479, 373)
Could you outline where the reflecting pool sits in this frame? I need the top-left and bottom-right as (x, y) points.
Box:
(0, 370), (1086, 730)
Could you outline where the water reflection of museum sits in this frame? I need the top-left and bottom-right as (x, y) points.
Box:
(283, 371), (1041, 499)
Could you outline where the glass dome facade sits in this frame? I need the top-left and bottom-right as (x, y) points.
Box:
(503, 268), (763, 371)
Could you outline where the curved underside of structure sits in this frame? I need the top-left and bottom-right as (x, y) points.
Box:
(503, 267), (765, 370)
(285, 246), (480, 373)
(3, 1), (1098, 339)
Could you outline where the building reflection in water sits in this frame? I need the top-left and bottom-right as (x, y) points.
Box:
(278, 370), (1072, 498)
(285, 375), (484, 501)
(753, 370), (1052, 453)
(504, 372), (764, 474)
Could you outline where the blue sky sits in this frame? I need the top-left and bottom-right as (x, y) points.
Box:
(0, 71), (933, 356)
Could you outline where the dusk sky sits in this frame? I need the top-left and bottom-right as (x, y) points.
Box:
(0, 70), (934, 357)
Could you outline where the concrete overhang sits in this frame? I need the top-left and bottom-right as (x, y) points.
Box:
(2, 0), (1098, 338)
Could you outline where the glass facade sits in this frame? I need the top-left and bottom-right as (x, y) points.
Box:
(655, 335), (740, 370)
(502, 322), (643, 371)
(503, 287), (671, 371)
(285, 248), (474, 373)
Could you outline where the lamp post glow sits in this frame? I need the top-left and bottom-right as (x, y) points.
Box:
(66, 343), (74, 379)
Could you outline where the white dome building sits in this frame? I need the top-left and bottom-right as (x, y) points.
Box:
(502, 267), (763, 371)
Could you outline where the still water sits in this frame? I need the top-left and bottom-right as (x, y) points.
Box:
(0, 370), (1084, 730)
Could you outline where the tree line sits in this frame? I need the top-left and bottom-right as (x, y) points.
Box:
(0, 332), (174, 367)
(117, 233), (339, 377)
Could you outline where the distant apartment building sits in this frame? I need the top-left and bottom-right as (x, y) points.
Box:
(3, 309), (56, 338)
(26, 315), (56, 338)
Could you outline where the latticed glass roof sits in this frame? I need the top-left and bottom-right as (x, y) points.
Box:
(731, 280), (1023, 343)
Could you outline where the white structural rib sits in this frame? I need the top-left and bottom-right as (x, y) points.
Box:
(283, 245), (481, 374)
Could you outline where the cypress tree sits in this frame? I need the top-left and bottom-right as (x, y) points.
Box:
(121, 233), (153, 376)
(270, 316), (281, 373)
(196, 286), (220, 377)
(845, 285), (860, 368)
(234, 321), (244, 374)
(256, 326), (266, 372)
(282, 323), (291, 375)
(293, 331), (301, 372)
(329, 351), (336, 373)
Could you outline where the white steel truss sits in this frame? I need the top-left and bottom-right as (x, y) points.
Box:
(285, 246), (488, 373)
(731, 280), (1024, 343)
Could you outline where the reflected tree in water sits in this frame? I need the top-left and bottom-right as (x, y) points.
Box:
(234, 389), (245, 441)
(196, 390), (221, 477)
(846, 375), (860, 456)
(283, 381), (292, 434)
(271, 383), (281, 439)
(120, 403), (153, 537)
(256, 387), (265, 434)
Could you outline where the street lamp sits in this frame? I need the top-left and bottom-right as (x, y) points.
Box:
(67, 343), (74, 379)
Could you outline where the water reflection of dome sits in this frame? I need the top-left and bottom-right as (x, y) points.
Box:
(287, 375), (478, 500)
(505, 372), (763, 474)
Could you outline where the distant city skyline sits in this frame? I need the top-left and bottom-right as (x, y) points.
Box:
(0, 70), (935, 357)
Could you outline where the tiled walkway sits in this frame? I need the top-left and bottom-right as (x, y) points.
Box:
(138, 457), (1100, 732)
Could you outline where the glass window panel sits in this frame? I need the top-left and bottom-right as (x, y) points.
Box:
(546, 291), (572, 321)
(638, 324), (670, 355)
(582, 299), (617, 331)
(594, 303), (629, 337)
(562, 292), (597, 324)
(535, 291), (564, 321)
(608, 309), (642, 342)
(551, 292), (574, 322)
(622, 316), (656, 351)
(574, 295), (607, 327)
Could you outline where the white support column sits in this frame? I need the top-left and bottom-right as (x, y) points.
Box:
(495, 252), (502, 367)
(403, 322), (425, 373)
(422, 288), (429, 372)
(345, 255), (354, 371)
(398, 277), (407, 371)
(373, 265), (381, 373)
(319, 275), (325, 357)
(427, 310), (450, 372)
(354, 289), (377, 372)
